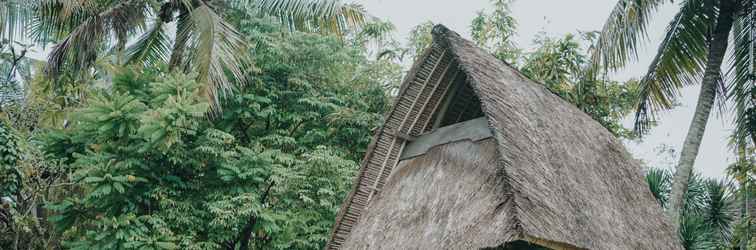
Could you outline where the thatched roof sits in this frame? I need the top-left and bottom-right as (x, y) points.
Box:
(326, 25), (682, 249)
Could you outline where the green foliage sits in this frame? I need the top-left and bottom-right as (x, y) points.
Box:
(470, 0), (521, 65)
(521, 34), (641, 137)
(39, 20), (392, 249)
(407, 21), (436, 60)
(729, 8), (756, 148)
(645, 168), (739, 249)
(0, 120), (20, 197)
(726, 146), (755, 249)
(0, 119), (71, 248)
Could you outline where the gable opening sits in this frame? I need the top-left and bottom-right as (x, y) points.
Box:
(424, 71), (485, 133)
(398, 69), (491, 160)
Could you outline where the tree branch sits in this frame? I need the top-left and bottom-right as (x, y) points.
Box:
(227, 180), (276, 250)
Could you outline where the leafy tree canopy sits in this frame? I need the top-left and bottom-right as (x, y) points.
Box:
(37, 19), (394, 249)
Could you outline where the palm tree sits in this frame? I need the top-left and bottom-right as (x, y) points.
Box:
(645, 168), (737, 249)
(730, 2), (756, 149)
(593, 0), (749, 229)
(1, 0), (369, 109)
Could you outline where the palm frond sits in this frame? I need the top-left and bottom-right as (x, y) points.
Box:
(31, 0), (99, 43)
(728, 1), (756, 147)
(633, 0), (711, 134)
(254, 0), (368, 36)
(702, 179), (736, 245)
(355, 20), (395, 44)
(168, 9), (191, 70)
(126, 20), (171, 67)
(184, 3), (248, 111)
(684, 172), (710, 214)
(679, 213), (709, 250)
(0, 0), (35, 42)
(646, 168), (673, 207)
(592, 0), (668, 71)
(45, 15), (107, 80)
(43, 0), (148, 80)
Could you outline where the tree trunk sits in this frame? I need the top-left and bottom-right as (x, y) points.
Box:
(225, 181), (275, 250)
(667, 0), (737, 230)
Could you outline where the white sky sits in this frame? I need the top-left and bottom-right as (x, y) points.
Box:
(358, 0), (735, 178)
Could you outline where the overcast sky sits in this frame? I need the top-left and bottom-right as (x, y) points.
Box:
(357, 0), (736, 178)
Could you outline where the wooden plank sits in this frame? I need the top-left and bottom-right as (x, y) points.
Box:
(400, 117), (491, 160)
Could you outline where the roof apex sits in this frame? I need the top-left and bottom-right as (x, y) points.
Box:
(431, 24), (453, 37)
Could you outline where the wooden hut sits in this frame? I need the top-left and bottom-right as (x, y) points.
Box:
(326, 25), (682, 250)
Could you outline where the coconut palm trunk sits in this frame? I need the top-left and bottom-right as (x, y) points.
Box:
(668, 0), (737, 228)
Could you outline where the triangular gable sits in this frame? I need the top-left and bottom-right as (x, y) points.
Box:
(328, 25), (682, 250)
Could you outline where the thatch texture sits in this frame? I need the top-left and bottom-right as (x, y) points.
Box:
(342, 138), (518, 249)
(326, 25), (682, 250)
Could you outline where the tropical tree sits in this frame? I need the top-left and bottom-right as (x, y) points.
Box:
(594, 0), (750, 227)
(645, 168), (738, 249)
(26, 17), (395, 249)
(521, 33), (641, 137)
(1, 0), (369, 110)
(470, 0), (521, 65)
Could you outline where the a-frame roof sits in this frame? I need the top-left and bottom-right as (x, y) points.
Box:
(326, 25), (682, 250)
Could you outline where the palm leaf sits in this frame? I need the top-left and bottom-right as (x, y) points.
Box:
(592, 0), (668, 71)
(31, 0), (99, 43)
(168, 8), (191, 70)
(702, 179), (736, 246)
(44, 0), (149, 80)
(126, 20), (171, 67)
(184, 3), (248, 111)
(45, 14), (107, 80)
(646, 168), (673, 207)
(0, 0), (34, 42)
(355, 20), (395, 45)
(633, 0), (711, 134)
(728, 1), (756, 147)
(254, 0), (368, 36)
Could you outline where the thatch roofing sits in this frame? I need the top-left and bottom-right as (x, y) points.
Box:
(326, 25), (682, 249)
